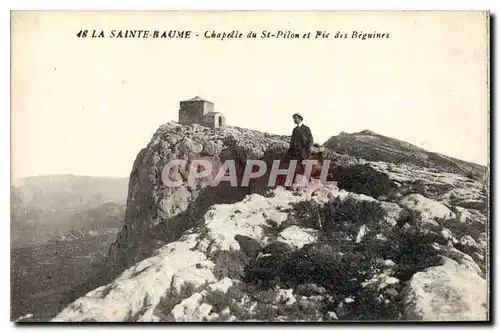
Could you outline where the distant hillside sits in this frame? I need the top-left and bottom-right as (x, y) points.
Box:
(12, 175), (128, 212)
(11, 175), (128, 248)
(323, 130), (487, 178)
(68, 202), (125, 230)
(11, 229), (119, 321)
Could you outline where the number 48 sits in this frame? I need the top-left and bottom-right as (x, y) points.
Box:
(76, 30), (88, 38)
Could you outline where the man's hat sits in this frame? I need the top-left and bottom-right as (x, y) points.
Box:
(292, 113), (304, 120)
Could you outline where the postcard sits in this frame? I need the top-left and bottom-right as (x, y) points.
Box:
(11, 10), (490, 322)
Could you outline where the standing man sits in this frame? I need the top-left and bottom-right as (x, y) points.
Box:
(288, 113), (314, 171)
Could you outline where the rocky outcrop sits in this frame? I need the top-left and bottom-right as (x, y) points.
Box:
(399, 194), (456, 225)
(103, 123), (360, 277)
(105, 123), (286, 275)
(56, 124), (488, 322)
(324, 130), (486, 179)
(402, 258), (487, 321)
(277, 226), (318, 249)
(54, 183), (487, 321)
(53, 185), (338, 321)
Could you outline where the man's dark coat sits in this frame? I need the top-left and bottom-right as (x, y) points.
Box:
(288, 124), (314, 161)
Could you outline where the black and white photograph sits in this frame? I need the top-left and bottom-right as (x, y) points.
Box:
(10, 10), (490, 323)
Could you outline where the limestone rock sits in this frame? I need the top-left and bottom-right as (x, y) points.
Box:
(355, 225), (369, 243)
(384, 260), (395, 267)
(402, 259), (487, 321)
(51, 123), (488, 323)
(107, 123), (301, 275)
(327, 311), (339, 320)
(171, 292), (206, 322)
(380, 201), (403, 226)
(53, 247), (207, 322)
(275, 289), (296, 305)
(263, 210), (288, 227)
(208, 277), (235, 293)
(171, 266), (216, 293)
(460, 235), (479, 250)
(277, 226), (318, 249)
(361, 272), (399, 291)
(399, 194), (456, 223)
(454, 206), (473, 223)
(432, 243), (483, 277)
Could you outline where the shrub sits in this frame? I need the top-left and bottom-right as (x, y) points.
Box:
(201, 283), (253, 321)
(240, 215), (449, 321)
(154, 282), (202, 322)
(243, 242), (293, 290)
(321, 197), (388, 240)
(270, 241), (385, 298)
(234, 234), (263, 259)
(341, 287), (403, 321)
(276, 301), (322, 321)
(396, 208), (422, 227)
(287, 200), (326, 230)
(203, 289), (233, 313)
(254, 303), (279, 321)
(336, 164), (396, 199)
(387, 226), (443, 281)
(211, 250), (248, 280)
(295, 283), (327, 297)
(465, 169), (479, 180)
(443, 220), (486, 245)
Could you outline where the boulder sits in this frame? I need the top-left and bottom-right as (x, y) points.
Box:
(171, 266), (216, 293)
(53, 247), (207, 322)
(171, 292), (206, 322)
(380, 201), (403, 226)
(277, 226), (318, 249)
(399, 194), (456, 223)
(440, 228), (458, 244)
(454, 206), (473, 223)
(361, 272), (399, 291)
(460, 235), (479, 250)
(402, 259), (487, 321)
(355, 225), (369, 243)
(263, 210), (288, 227)
(275, 289), (296, 305)
(207, 278), (236, 293)
(432, 243), (483, 277)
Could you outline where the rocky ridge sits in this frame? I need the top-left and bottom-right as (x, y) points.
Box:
(53, 123), (488, 322)
(324, 130), (486, 179)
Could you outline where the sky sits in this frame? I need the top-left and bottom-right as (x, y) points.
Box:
(11, 11), (489, 180)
